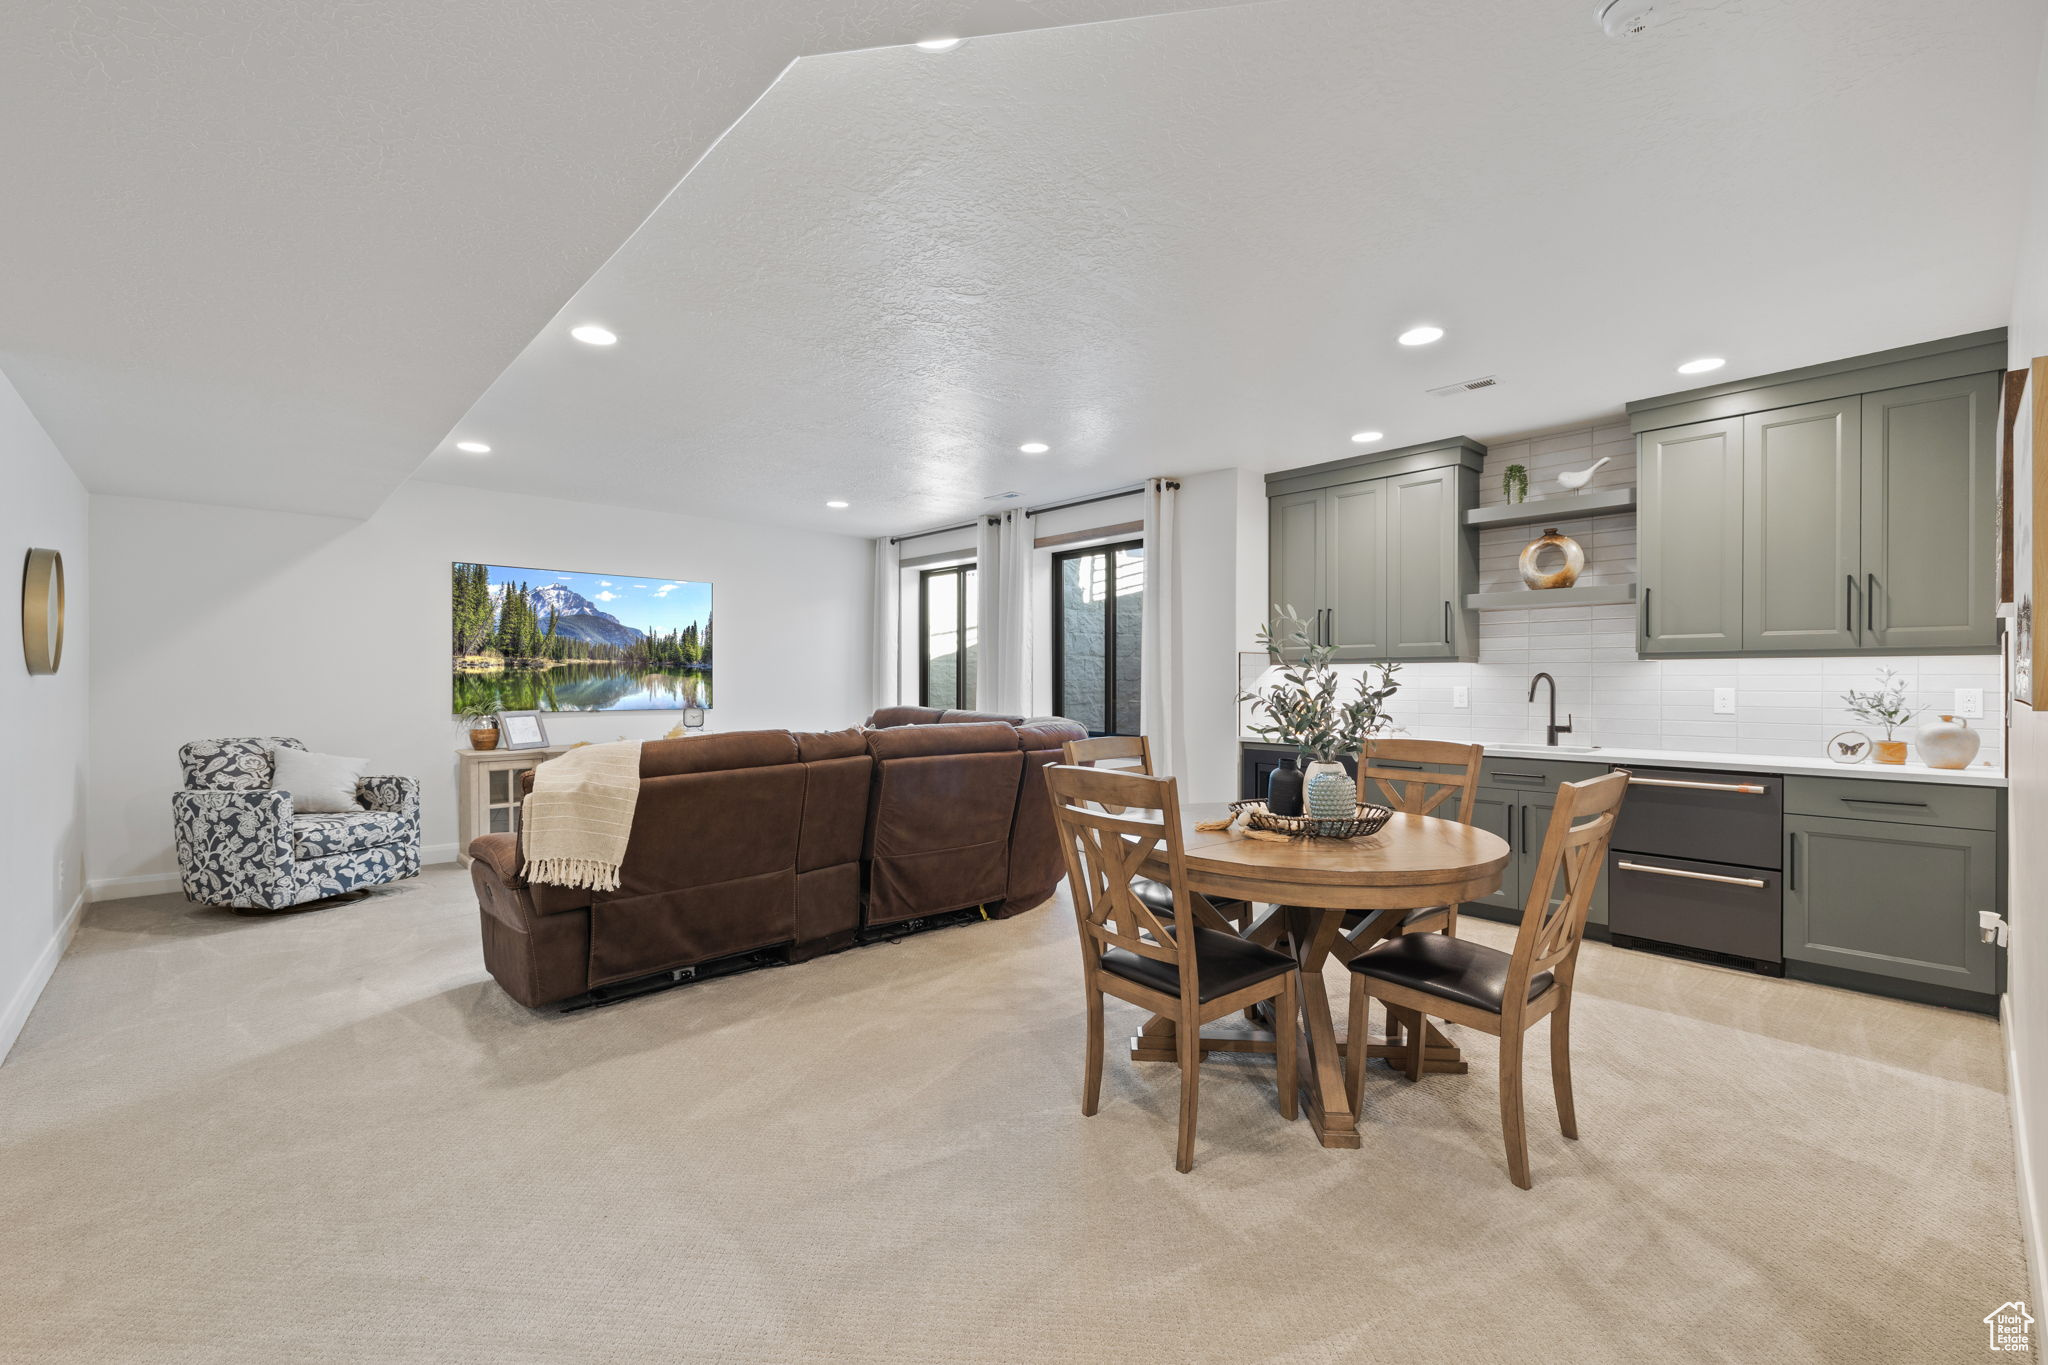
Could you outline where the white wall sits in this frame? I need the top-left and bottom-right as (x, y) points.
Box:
(87, 480), (872, 895)
(0, 368), (90, 1061)
(2004, 18), (2048, 1325)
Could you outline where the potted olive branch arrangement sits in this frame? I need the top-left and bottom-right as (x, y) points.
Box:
(1841, 667), (1922, 765)
(1237, 608), (1401, 817)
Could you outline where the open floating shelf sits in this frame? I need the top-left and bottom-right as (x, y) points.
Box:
(1465, 487), (1636, 529)
(1466, 583), (1638, 611)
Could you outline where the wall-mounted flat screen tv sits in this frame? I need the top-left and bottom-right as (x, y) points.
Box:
(451, 561), (712, 714)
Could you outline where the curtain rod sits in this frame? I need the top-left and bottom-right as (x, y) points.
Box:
(888, 520), (977, 546)
(1023, 480), (1175, 519)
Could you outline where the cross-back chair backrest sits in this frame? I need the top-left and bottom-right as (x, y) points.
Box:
(1061, 735), (1153, 813)
(1044, 763), (1199, 998)
(1357, 738), (1483, 824)
(1506, 770), (1629, 1008)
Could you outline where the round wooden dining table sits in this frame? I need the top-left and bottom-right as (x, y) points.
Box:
(1128, 801), (1512, 1149)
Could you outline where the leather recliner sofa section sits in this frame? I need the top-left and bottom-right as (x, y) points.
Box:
(470, 715), (1084, 1007)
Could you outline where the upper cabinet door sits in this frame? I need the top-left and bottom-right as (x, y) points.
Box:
(1268, 488), (1325, 653)
(1325, 478), (1389, 659)
(1742, 399), (1862, 652)
(1860, 374), (1999, 651)
(1639, 417), (1744, 654)
(1384, 467), (1459, 658)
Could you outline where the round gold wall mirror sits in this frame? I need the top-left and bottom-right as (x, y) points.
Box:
(22, 548), (64, 675)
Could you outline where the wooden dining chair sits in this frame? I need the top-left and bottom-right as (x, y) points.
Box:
(1046, 763), (1299, 1173)
(1344, 770), (1628, 1189)
(1356, 737), (1484, 939)
(1062, 734), (1247, 927)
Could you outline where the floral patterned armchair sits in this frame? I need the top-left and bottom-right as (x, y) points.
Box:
(173, 737), (421, 910)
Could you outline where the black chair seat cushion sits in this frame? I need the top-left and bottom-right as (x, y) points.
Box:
(1132, 877), (1244, 919)
(1101, 926), (1295, 1004)
(1348, 933), (1552, 1014)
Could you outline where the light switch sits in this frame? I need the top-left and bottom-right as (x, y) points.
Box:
(1452, 685), (1469, 709)
(1955, 688), (1985, 719)
(1712, 687), (1736, 715)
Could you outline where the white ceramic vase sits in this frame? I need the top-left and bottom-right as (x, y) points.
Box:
(1914, 715), (1982, 770)
(1304, 761), (1354, 819)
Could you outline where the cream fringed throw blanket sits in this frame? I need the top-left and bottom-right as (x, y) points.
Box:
(521, 741), (643, 892)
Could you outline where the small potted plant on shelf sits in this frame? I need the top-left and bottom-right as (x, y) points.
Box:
(461, 708), (501, 752)
(1238, 608), (1401, 817)
(1841, 668), (1923, 765)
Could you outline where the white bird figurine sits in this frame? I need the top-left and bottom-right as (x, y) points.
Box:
(1556, 456), (1612, 492)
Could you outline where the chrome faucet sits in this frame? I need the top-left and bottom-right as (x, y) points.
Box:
(1529, 671), (1573, 747)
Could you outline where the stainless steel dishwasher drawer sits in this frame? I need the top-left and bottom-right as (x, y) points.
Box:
(1605, 851), (1783, 968)
(1609, 767), (1783, 869)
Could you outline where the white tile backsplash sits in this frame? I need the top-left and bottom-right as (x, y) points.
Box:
(1240, 421), (2007, 767)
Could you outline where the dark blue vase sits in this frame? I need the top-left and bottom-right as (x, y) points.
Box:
(1266, 757), (1305, 817)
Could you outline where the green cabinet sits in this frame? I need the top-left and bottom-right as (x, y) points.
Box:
(1466, 759), (1610, 926)
(1631, 333), (2003, 657)
(1860, 374), (1999, 650)
(1639, 417), (1744, 654)
(1784, 813), (1997, 994)
(1264, 440), (1482, 663)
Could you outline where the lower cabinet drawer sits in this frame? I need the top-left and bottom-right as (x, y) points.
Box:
(1784, 775), (1998, 832)
(1783, 814), (1997, 993)
(1606, 852), (1782, 964)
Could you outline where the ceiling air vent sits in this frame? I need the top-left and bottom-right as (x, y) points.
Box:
(983, 491), (1020, 501)
(1426, 375), (1500, 398)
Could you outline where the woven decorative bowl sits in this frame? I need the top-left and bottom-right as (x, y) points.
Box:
(1230, 799), (1394, 840)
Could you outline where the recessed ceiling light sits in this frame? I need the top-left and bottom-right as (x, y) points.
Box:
(914, 37), (962, 51)
(1350, 431), (1384, 444)
(1677, 356), (1727, 375)
(455, 440), (491, 454)
(570, 324), (618, 346)
(1397, 325), (1444, 347)
(1019, 442), (1050, 454)
(825, 500), (850, 509)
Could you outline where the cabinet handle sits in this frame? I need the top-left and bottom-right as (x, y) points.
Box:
(1519, 804), (1528, 853)
(1617, 860), (1768, 889)
(1845, 574), (1857, 635)
(1787, 834), (1797, 892)
(1867, 573), (1878, 635)
(1624, 776), (1769, 794)
(1492, 771), (1544, 783)
(1442, 600), (1452, 646)
(1326, 607), (1336, 645)
(1840, 797), (1930, 809)
(1642, 586), (1652, 639)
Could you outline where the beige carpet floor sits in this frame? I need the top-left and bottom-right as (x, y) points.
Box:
(0, 865), (2030, 1363)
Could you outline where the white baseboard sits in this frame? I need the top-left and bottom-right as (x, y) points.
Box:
(423, 842), (459, 865)
(2002, 996), (2047, 1318)
(88, 870), (182, 901)
(0, 892), (86, 1066)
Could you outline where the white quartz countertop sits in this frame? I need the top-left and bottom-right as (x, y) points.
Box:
(1473, 742), (2006, 788)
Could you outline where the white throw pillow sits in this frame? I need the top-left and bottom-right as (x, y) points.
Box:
(270, 747), (368, 813)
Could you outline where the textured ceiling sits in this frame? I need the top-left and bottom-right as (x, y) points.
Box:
(412, 0), (2046, 537)
(0, 0), (1262, 517)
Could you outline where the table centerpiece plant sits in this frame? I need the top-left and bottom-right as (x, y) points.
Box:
(1238, 608), (1401, 817)
(461, 708), (501, 752)
(1841, 668), (1923, 765)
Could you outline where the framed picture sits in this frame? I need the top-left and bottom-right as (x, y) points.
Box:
(496, 710), (551, 750)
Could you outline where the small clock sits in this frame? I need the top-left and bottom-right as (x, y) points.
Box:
(682, 705), (707, 730)
(21, 548), (64, 676)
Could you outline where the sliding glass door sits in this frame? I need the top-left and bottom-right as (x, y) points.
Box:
(1053, 541), (1144, 736)
(917, 565), (978, 710)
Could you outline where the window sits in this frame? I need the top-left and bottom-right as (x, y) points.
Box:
(917, 565), (977, 709)
(1053, 541), (1144, 736)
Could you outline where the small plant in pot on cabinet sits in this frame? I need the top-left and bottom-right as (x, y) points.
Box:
(461, 708), (501, 752)
(1841, 669), (1923, 766)
(1238, 608), (1401, 817)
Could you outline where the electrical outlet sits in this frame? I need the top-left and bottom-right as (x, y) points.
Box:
(1712, 687), (1736, 715)
(1955, 688), (1985, 719)
(1452, 685), (1469, 709)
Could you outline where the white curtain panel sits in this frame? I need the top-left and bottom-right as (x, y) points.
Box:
(870, 536), (900, 714)
(1140, 478), (1184, 779)
(976, 510), (1035, 715)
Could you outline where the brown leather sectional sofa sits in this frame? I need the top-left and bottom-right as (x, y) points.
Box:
(469, 711), (1085, 1006)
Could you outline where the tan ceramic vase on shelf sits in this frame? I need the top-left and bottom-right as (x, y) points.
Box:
(1915, 715), (1982, 770)
(1517, 528), (1586, 590)
(469, 728), (500, 751)
(1873, 738), (1907, 765)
